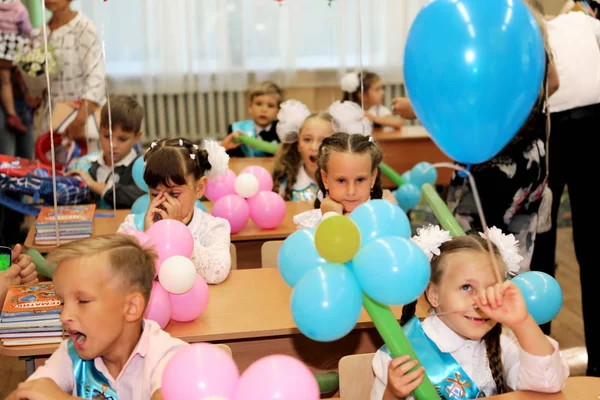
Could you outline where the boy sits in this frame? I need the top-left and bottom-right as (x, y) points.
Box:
(6, 234), (187, 400)
(220, 81), (282, 157)
(67, 95), (146, 208)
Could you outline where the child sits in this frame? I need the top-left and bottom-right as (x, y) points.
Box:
(220, 81), (282, 157)
(341, 71), (402, 131)
(293, 131), (396, 229)
(6, 234), (187, 400)
(272, 99), (334, 201)
(0, 0), (31, 133)
(117, 138), (232, 284)
(370, 226), (569, 399)
(67, 95), (145, 209)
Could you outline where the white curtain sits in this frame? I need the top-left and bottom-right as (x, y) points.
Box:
(73, 0), (428, 94)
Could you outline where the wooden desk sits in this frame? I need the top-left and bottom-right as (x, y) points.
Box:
(489, 377), (600, 399)
(373, 126), (452, 188)
(0, 269), (429, 376)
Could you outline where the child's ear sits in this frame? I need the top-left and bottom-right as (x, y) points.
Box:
(320, 169), (329, 191)
(124, 292), (146, 322)
(425, 283), (439, 309)
(195, 176), (208, 199)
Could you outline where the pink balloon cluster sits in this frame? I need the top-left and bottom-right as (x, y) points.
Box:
(207, 166), (286, 233)
(161, 343), (320, 400)
(122, 219), (209, 329)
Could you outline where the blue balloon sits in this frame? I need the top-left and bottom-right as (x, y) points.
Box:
(353, 237), (430, 305)
(512, 271), (563, 325)
(349, 200), (411, 245)
(404, 0), (545, 164)
(401, 171), (412, 185)
(133, 212), (145, 231)
(195, 200), (207, 212)
(291, 264), (363, 342)
(278, 228), (326, 287)
(132, 157), (148, 192)
(394, 184), (421, 211)
(132, 194), (150, 215)
(410, 162), (437, 188)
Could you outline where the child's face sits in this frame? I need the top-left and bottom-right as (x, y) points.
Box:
(248, 94), (279, 128)
(320, 152), (378, 214)
(148, 175), (205, 219)
(55, 255), (142, 360)
(366, 78), (384, 106)
(426, 250), (501, 341)
(298, 119), (334, 179)
(100, 126), (141, 166)
(44, 0), (71, 12)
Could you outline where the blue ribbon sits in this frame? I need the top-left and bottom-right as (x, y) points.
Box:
(231, 120), (269, 157)
(68, 341), (119, 399)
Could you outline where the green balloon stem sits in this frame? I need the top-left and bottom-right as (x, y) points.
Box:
(379, 162), (407, 188)
(314, 372), (339, 394)
(233, 135), (279, 155)
(27, 248), (56, 278)
(421, 183), (465, 237)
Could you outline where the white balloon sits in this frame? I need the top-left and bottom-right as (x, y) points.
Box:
(234, 173), (259, 198)
(158, 256), (196, 294)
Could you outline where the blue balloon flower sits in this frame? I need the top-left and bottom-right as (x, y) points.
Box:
(410, 162), (437, 188)
(278, 228), (326, 287)
(394, 184), (421, 211)
(132, 157), (148, 192)
(349, 200), (411, 245)
(132, 194), (150, 215)
(512, 271), (563, 325)
(133, 212), (145, 231)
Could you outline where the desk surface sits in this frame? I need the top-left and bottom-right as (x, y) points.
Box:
(0, 268), (429, 358)
(489, 377), (600, 399)
(24, 201), (313, 251)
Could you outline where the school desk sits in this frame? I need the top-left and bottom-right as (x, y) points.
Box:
(24, 202), (314, 268)
(0, 269), (430, 378)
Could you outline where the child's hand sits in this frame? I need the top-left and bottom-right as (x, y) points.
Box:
(473, 281), (529, 330)
(12, 244), (38, 285)
(145, 192), (168, 231)
(320, 197), (344, 215)
(220, 131), (243, 151)
(66, 170), (105, 195)
(161, 193), (194, 225)
(15, 378), (72, 400)
(386, 355), (425, 399)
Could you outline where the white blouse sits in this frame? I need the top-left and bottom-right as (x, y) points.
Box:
(118, 207), (232, 284)
(371, 315), (570, 400)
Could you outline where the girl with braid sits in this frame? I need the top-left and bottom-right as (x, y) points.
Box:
(371, 225), (569, 399)
(118, 138), (232, 284)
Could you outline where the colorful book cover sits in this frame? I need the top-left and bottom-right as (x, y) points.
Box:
(36, 204), (96, 225)
(1, 283), (62, 322)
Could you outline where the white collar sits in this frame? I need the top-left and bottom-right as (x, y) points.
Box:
(97, 149), (137, 168)
(422, 315), (482, 353)
(187, 206), (206, 231)
(254, 123), (272, 134)
(293, 166), (316, 190)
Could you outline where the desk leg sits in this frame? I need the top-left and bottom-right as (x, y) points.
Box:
(20, 357), (35, 377)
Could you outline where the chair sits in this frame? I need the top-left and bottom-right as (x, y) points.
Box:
(216, 343), (233, 358)
(339, 353), (376, 399)
(230, 243), (237, 270)
(260, 240), (284, 268)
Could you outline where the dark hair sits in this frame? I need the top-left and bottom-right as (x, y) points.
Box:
(100, 94), (144, 133)
(313, 132), (383, 208)
(526, 0), (544, 14)
(272, 112), (333, 200)
(249, 81), (283, 105)
(400, 234), (509, 394)
(143, 138), (212, 189)
(342, 71), (381, 105)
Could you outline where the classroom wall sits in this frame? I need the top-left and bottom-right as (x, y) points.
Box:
(284, 87), (344, 111)
(541, 0), (568, 15)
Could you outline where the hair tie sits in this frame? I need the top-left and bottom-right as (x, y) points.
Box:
(276, 100), (311, 144)
(150, 141), (157, 149)
(193, 144), (199, 151)
(328, 101), (373, 136)
(341, 71), (360, 93)
(190, 154), (196, 160)
(179, 139), (184, 147)
(202, 140), (230, 180)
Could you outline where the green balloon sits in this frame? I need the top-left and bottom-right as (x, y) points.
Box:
(314, 216), (361, 264)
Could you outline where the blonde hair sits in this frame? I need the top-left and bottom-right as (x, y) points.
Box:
(249, 81), (283, 105)
(47, 234), (157, 303)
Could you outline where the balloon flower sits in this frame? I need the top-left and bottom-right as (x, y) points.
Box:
(121, 219), (209, 328)
(161, 343), (319, 400)
(208, 166), (286, 233)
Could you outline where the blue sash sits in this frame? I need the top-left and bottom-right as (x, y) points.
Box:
(231, 120), (269, 157)
(291, 182), (318, 202)
(382, 317), (484, 399)
(67, 341), (119, 399)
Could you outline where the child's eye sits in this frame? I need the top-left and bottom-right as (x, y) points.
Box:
(336, 178), (346, 184)
(171, 193), (180, 198)
(78, 300), (90, 304)
(357, 178), (366, 183)
(461, 284), (472, 292)
(303, 137), (311, 143)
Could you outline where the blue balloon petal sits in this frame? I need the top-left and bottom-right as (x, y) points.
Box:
(132, 157), (149, 192)
(133, 212), (146, 231)
(401, 171), (412, 185)
(394, 184), (422, 211)
(404, 0), (545, 164)
(353, 237), (430, 305)
(410, 162), (438, 188)
(349, 200), (411, 245)
(132, 194), (150, 215)
(512, 271), (563, 325)
(278, 228), (326, 287)
(291, 264), (363, 342)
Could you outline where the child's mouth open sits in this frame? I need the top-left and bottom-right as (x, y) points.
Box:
(464, 315), (490, 325)
(68, 329), (87, 349)
(309, 155), (317, 164)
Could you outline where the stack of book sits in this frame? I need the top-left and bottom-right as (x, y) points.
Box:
(34, 204), (96, 245)
(0, 282), (63, 346)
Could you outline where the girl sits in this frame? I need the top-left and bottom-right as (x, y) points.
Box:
(0, 0), (31, 133)
(272, 99), (334, 201)
(293, 131), (395, 229)
(371, 225), (569, 400)
(118, 138), (232, 285)
(341, 71), (402, 131)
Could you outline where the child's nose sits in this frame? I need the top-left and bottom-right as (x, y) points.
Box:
(347, 182), (356, 195)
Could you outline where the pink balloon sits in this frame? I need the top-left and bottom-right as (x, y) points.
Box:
(211, 194), (250, 234)
(235, 355), (319, 400)
(162, 343), (239, 400)
(169, 275), (209, 322)
(205, 169), (237, 202)
(121, 229), (151, 246)
(146, 220), (194, 270)
(145, 281), (171, 329)
(241, 166), (273, 192)
(247, 191), (286, 229)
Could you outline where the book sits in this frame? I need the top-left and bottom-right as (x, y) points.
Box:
(35, 204), (95, 227)
(0, 331), (64, 339)
(2, 337), (63, 346)
(0, 318), (62, 331)
(1, 283), (62, 323)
